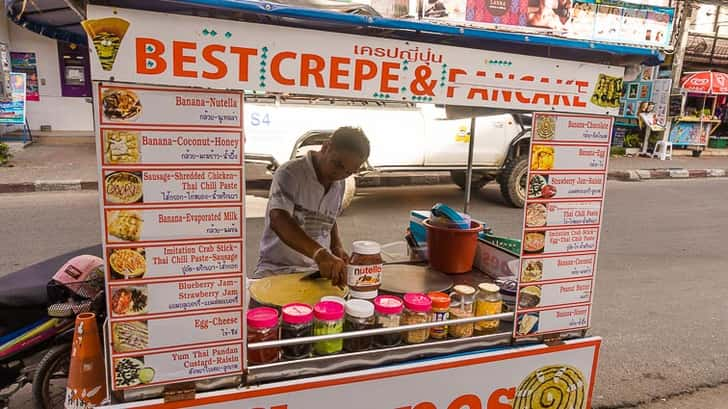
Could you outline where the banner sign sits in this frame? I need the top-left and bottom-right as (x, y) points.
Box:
(515, 113), (612, 338)
(95, 82), (245, 391)
(0, 73), (26, 125)
(85, 5), (624, 115)
(102, 337), (601, 409)
(10, 52), (39, 101)
(428, 0), (673, 48)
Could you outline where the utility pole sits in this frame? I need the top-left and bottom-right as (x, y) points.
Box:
(671, 0), (697, 87)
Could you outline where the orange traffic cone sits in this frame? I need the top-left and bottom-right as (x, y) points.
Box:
(65, 312), (107, 408)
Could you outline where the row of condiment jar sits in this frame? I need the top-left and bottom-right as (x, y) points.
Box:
(247, 283), (503, 365)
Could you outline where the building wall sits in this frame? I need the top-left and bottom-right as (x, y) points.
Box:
(8, 22), (93, 132)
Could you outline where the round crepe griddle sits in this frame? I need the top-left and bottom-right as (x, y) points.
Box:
(380, 264), (454, 294)
(249, 272), (347, 307)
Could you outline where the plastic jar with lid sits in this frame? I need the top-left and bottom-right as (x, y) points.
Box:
(313, 301), (345, 355)
(449, 285), (476, 338)
(427, 291), (450, 339)
(401, 293), (432, 344)
(280, 303), (314, 360)
(347, 241), (383, 300)
(320, 296), (346, 307)
(247, 307), (280, 364)
(373, 295), (404, 347)
(343, 299), (375, 352)
(474, 283), (503, 334)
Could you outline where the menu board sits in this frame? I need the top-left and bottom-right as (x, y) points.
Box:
(94, 82), (245, 391)
(514, 113), (612, 339)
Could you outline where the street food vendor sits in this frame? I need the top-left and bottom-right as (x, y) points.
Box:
(252, 127), (371, 287)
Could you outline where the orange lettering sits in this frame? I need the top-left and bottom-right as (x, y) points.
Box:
(329, 56), (350, 90)
(447, 68), (467, 98)
(271, 51), (297, 86)
(353, 59), (377, 91)
(448, 394), (482, 409)
(413, 403), (437, 409)
(173, 41), (197, 78)
(487, 388), (515, 409)
(136, 38), (166, 75)
(230, 47), (258, 82)
(515, 92), (531, 104)
(380, 61), (399, 93)
(573, 95), (587, 108)
(301, 54), (326, 87)
(202, 44), (227, 80)
(532, 93), (551, 105)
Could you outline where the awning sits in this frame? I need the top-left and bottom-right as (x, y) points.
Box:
(5, 0), (665, 66)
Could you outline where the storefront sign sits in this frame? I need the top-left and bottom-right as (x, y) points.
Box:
(103, 337), (601, 409)
(669, 121), (710, 146)
(85, 5), (624, 116)
(95, 82), (245, 391)
(0, 73), (26, 125)
(515, 113), (612, 338)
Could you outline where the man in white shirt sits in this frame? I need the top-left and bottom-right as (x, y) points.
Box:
(254, 127), (370, 287)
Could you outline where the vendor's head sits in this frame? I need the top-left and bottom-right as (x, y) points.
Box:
(318, 126), (370, 181)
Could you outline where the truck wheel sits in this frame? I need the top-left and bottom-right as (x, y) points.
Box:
(341, 175), (357, 211)
(499, 156), (528, 208)
(450, 171), (492, 191)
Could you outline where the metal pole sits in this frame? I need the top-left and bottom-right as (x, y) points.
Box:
(464, 116), (475, 215)
(671, 2), (696, 90)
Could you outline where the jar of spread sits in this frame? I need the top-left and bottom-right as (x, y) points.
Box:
(401, 293), (432, 344)
(348, 241), (383, 299)
(246, 307), (280, 364)
(474, 283), (502, 334)
(313, 301), (345, 355)
(373, 295), (404, 347)
(427, 291), (450, 339)
(343, 299), (375, 352)
(281, 303), (314, 360)
(449, 285), (476, 338)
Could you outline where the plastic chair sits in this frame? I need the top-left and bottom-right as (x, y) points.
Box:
(652, 140), (672, 160)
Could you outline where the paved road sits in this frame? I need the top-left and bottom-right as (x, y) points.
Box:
(1, 179), (727, 408)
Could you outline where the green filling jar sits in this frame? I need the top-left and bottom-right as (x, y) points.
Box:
(313, 301), (345, 355)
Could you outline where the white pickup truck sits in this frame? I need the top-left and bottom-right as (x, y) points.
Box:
(243, 95), (532, 208)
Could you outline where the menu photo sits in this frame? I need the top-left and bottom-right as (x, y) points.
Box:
(106, 240), (243, 281)
(104, 205), (243, 244)
(98, 84), (242, 128)
(102, 169), (243, 205)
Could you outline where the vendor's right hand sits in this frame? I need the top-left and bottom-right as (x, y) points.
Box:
(314, 250), (346, 289)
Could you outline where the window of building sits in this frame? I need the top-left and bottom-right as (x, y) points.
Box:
(691, 4), (718, 34)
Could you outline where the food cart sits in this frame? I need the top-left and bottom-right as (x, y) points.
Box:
(76, 1), (666, 407)
(668, 71), (728, 156)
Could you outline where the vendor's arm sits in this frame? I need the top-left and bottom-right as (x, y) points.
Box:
(330, 222), (348, 261)
(269, 210), (346, 287)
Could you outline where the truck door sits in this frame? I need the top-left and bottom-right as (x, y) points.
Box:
(422, 105), (507, 167)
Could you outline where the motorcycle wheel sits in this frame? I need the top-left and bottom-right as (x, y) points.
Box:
(32, 343), (71, 409)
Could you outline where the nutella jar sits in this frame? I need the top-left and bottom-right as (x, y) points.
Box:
(347, 241), (383, 299)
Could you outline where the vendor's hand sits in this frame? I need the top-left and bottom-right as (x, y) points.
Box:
(331, 246), (349, 262)
(314, 250), (346, 288)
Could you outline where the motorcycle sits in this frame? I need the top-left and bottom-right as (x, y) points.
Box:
(0, 245), (105, 409)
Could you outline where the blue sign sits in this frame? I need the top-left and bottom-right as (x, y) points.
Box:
(0, 73), (27, 125)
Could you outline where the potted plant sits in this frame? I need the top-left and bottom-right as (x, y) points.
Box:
(623, 132), (641, 156)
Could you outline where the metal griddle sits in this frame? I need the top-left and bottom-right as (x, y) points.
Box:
(380, 264), (454, 294)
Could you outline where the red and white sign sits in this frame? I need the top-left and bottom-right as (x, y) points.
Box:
(515, 113), (612, 338)
(95, 82), (245, 390)
(85, 5), (624, 116)
(103, 337), (601, 409)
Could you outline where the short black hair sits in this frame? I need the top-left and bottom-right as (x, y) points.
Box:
(330, 126), (370, 160)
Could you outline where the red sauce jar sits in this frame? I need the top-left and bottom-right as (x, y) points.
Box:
(247, 307), (280, 364)
(347, 241), (383, 299)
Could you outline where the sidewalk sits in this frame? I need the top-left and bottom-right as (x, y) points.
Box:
(1, 142), (727, 193)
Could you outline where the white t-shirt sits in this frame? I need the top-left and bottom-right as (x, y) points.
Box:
(253, 152), (344, 278)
